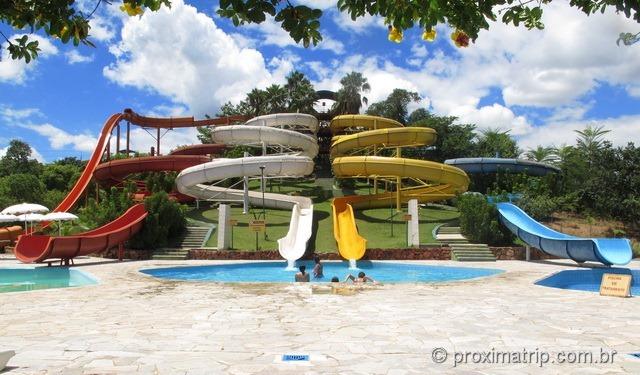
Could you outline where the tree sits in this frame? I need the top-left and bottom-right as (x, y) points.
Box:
(333, 72), (371, 115)
(552, 144), (575, 165)
(217, 1), (640, 49)
(406, 109), (476, 162)
(525, 146), (557, 163)
(1, 1), (169, 62)
(575, 124), (611, 155)
(0, 173), (45, 204)
(475, 128), (520, 158)
(284, 71), (317, 113)
(365, 89), (420, 124)
(0, 139), (41, 176)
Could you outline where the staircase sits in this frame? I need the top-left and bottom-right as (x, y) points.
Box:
(450, 243), (496, 262)
(151, 226), (213, 260)
(436, 226), (496, 262)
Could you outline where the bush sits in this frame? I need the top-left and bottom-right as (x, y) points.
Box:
(517, 194), (558, 221)
(129, 192), (186, 250)
(456, 193), (515, 246)
(78, 186), (134, 228)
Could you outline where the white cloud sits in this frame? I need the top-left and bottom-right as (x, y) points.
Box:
(0, 35), (58, 84)
(19, 123), (97, 152)
(0, 106), (42, 121)
(411, 44), (428, 58)
(104, 0), (287, 115)
(65, 50), (94, 64)
(332, 10), (385, 34)
(244, 18), (345, 54)
(296, 0), (336, 10)
(89, 16), (116, 42)
(517, 115), (640, 149)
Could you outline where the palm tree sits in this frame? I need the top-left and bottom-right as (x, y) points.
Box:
(552, 144), (575, 165)
(284, 71), (317, 113)
(333, 71), (371, 114)
(575, 124), (610, 154)
(264, 84), (287, 114)
(475, 128), (520, 158)
(525, 146), (557, 163)
(245, 88), (269, 117)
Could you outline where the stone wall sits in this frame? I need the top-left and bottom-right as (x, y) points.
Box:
(491, 246), (558, 261)
(189, 247), (452, 260)
(102, 248), (152, 260)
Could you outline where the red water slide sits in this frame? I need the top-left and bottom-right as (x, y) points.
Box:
(14, 204), (147, 263)
(13, 110), (245, 263)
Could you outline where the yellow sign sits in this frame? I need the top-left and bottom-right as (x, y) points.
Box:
(600, 273), (632, 297)
(229, 219), (238, 226)
(249, 220), (266, 232)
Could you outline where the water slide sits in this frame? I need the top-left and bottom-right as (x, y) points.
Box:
(0, 226), (22, 245)
(13, 110), (244, 263)
(330, 115), (470, 261)
(497, 203), (632, 265)
(14, 204), (147, 263)
(175, 113), (319, 263)
(445, 157), (560, 176)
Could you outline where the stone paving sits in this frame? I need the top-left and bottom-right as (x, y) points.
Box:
(1, 255), (639, 374)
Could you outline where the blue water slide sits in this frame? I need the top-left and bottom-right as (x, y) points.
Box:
(496, 203), (632, 266)
(445, 158), (560, 176)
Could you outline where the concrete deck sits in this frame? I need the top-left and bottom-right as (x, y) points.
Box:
(1, 255), (639, 374)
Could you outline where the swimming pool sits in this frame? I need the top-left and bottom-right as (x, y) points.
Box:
(0, 267), (98, 293)
(535, 268), (639, 294)
(140, 261), (503, 283)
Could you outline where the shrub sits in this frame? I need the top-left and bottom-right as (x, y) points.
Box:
(129, 192), (186, 249)
(517, 194), (558, 221)
(456, 193), (514, 246)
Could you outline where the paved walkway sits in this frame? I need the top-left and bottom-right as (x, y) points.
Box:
(1, 256), (639, 374)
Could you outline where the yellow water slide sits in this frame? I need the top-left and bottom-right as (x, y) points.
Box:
(330, 115), (470, 260)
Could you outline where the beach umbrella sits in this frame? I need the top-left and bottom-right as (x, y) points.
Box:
(1, 203), (49, 215)
(42, 212), (78, 235)
(15, 213), (46, 233)
(0, 214), (18, 223)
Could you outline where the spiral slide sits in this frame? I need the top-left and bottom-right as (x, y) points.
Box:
(497, 203), (632, 265)
(445, 157), (560, 176)
(330, 115), (470, 261)
(13, 111), (244, 263)
(176, 113), (319, 263)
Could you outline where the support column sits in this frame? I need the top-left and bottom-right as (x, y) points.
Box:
(156, 127), (160, 156)
(126, 122), (130, 155)
(407, 199), (419, 247)
(116, 124), (120, 155)
(525, 245), (531, 261)
(396, 147), (401, 211)
(243, 151), (249, 214)
(217, 204), (231, 250)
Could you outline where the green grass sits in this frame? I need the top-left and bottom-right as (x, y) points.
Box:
(184, 179), (459, 253)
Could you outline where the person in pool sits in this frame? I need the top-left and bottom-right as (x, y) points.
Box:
(295, 265), (310, 282)
(312, 255), (323, 278)
(331, 276), (339, 282)
(344, 271), (376, 283)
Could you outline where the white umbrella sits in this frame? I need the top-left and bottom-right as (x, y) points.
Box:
(0, 214), (18, 223)
(1, 203), (49, 215)
(15, 213), (46, 233)
(42, 212), (78, 235)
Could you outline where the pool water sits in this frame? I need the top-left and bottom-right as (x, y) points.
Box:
(0, 267), (98, 293)
(535, 268), (639, 294)
(140, 261), (503, 283)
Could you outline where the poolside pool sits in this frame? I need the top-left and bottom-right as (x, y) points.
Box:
(140, 261), (503, 283)
(0, 267), (98, 293)
(535, 268), (639, 295)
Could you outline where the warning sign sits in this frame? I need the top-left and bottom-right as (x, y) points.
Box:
(249, 219), (266, 232)
(600, 273), (632, 297)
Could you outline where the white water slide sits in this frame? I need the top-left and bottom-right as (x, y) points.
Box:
(175, 113), (318, 264)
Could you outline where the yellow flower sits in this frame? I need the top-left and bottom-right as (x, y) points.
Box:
(422, 29), (436, 42)
(120, 2), (144, 17)
(450, 29), (470, 48)
(387, 26), (403, 43)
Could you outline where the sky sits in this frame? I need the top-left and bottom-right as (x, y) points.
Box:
(1, 0), (639, 162)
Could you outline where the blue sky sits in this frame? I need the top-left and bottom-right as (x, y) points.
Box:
(1, 0), (639, 162)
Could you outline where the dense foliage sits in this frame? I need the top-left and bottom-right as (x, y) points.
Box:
(129, 191), (187, 249)
(217, 1), (639, 48)
(456, 193), (514, 246)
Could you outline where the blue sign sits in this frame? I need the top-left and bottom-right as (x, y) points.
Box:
(282, 354), (310, 362)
